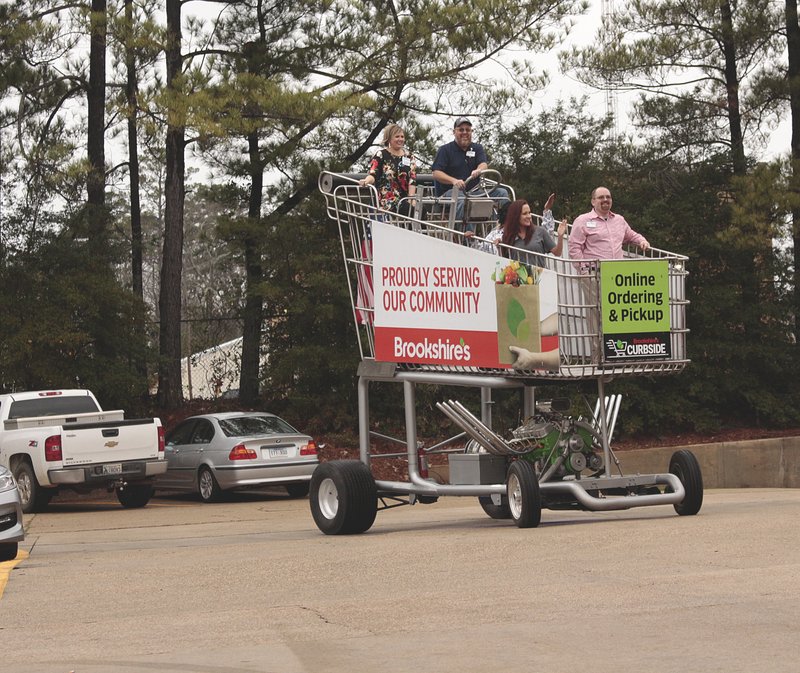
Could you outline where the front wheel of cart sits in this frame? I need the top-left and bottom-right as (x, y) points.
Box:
(478, 495), (512, 519)
(669, 449), (704, 516)
(310, 460), (378, 535)
(506, 460), (541, 528)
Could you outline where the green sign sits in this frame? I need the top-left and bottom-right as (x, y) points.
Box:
(601, 260), (670, 333)
(599, 260), (672, 361)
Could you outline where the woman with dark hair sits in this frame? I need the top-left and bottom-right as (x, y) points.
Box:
(359, 123), (417, 215)
(500, 198), (567, 265)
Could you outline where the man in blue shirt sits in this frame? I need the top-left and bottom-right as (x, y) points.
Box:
(431, 117), (509, 227)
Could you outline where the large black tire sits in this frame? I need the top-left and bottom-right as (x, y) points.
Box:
(285, 482), (310, 498)
(506, 460), (542, 528)
(13, 461), (54, 514)
(116, 483), (154, 509)
(0, 542), (18, 563)
(670, 450), (703, 516)
(197, 466), (223, 503)
(310, 460), (377, 535)
(478, 495), (512, 519)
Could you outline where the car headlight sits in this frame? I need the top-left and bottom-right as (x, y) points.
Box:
(0, 472), (17, 493)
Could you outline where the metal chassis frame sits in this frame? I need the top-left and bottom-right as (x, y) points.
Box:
(320, 169), (688, 515)
(358, 369), (686, 512)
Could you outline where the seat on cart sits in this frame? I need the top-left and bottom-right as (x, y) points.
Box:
(461, 196), (497, 235)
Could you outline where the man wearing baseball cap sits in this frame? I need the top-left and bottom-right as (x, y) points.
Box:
(431, 116), (509, 226)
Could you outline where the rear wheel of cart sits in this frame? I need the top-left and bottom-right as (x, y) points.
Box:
(310, 460), (377, 535)
(506, 460), (541, 528)
(669, 450), (703, 516)
(478, 495), (512, 519)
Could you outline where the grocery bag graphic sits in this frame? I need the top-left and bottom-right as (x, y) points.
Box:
(495, 283), (541, 364)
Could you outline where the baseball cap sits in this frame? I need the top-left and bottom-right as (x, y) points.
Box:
(453, 116), (472, 128)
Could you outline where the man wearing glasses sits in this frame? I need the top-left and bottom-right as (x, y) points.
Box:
(568, 186), (651, 362)
(568, 186), (650, 267)
(431, 116), (509, 226)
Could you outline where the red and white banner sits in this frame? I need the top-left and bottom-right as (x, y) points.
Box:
(372, 221), (559, 368)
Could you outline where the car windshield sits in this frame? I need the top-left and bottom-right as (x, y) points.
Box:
(218, 415), (298, 437)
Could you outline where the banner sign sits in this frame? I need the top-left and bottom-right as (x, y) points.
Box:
(600, 260), (671, 361)
(371, 221), (559, 369)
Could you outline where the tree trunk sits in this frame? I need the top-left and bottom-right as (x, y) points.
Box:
(157, 0), (185, 409)
(719, 0), (746, 176)
(87, 0), (106, 212)
(125, 0), (143, 300)
(787, 0), (800, 347)
(239, 129), (265, 405)
(124, 0), (148, 398)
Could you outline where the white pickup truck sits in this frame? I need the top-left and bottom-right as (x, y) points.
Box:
(0, 389), (166, 512)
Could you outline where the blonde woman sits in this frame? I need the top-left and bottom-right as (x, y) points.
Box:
(359, 124), (417, 215)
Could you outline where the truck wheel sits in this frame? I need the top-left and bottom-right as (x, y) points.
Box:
(198, 466), (223, 503)
(13, 461), (54, 513)
(0, 542), (18, 563)
(310, 461), (377, 535)
(285, 482), (310, 498)
(478, 495), (512, 519)
(506, 460), (542, 528)
(116, 483), (154, 508)
(670, 450), (703, 516)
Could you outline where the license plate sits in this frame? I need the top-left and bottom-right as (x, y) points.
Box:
(103, 463), (122, 475)
(268, 447), (288, 458)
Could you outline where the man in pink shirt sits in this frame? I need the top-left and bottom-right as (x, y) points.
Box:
(568, 186), (650, 270)
(568, 186), (650, 363)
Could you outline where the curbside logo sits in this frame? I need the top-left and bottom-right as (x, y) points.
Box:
(606, 337), (668, 358)
(394, 336), (472, 362)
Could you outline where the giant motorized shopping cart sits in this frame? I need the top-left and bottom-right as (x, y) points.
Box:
(310, 170), (702, 534)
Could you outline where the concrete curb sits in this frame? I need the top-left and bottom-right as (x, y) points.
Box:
(616, 436), (800, 488)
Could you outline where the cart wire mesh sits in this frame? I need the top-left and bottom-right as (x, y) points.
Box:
(320, 171), (689, 381)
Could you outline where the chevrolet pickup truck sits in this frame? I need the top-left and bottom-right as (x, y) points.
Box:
(0, 389), (165, 512)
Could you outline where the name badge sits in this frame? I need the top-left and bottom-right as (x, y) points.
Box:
(466, 150), (476, 158)
(587, 219), (597, 228)
(401, 156), (411, 166)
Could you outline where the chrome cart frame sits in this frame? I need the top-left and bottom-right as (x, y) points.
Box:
(310, 171), (701, 534)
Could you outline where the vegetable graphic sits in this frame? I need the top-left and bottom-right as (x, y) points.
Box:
(493, 261), (540, 286)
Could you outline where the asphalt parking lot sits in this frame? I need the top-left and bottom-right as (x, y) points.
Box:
(1, 487), (799, 673)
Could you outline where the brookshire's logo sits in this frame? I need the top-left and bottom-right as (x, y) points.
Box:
(393, 336), (472, 362)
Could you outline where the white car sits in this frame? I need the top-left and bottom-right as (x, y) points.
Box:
(156, 412), (320, 502)
(0, 465), (24, 562)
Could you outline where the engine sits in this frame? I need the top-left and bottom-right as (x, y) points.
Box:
(509, 413), (604, 479)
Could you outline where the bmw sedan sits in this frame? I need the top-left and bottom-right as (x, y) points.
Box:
(0, 465), (24, 562)
(156, 412), (320, 502)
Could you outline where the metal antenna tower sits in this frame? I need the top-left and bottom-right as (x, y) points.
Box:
(601, 0), (619, 140)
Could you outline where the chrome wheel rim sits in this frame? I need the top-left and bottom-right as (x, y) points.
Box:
(317, 477), (339, 520)
(507, 473), (523, 520)
(17, 472), (32, 506)
(199, 470), (214, 500)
